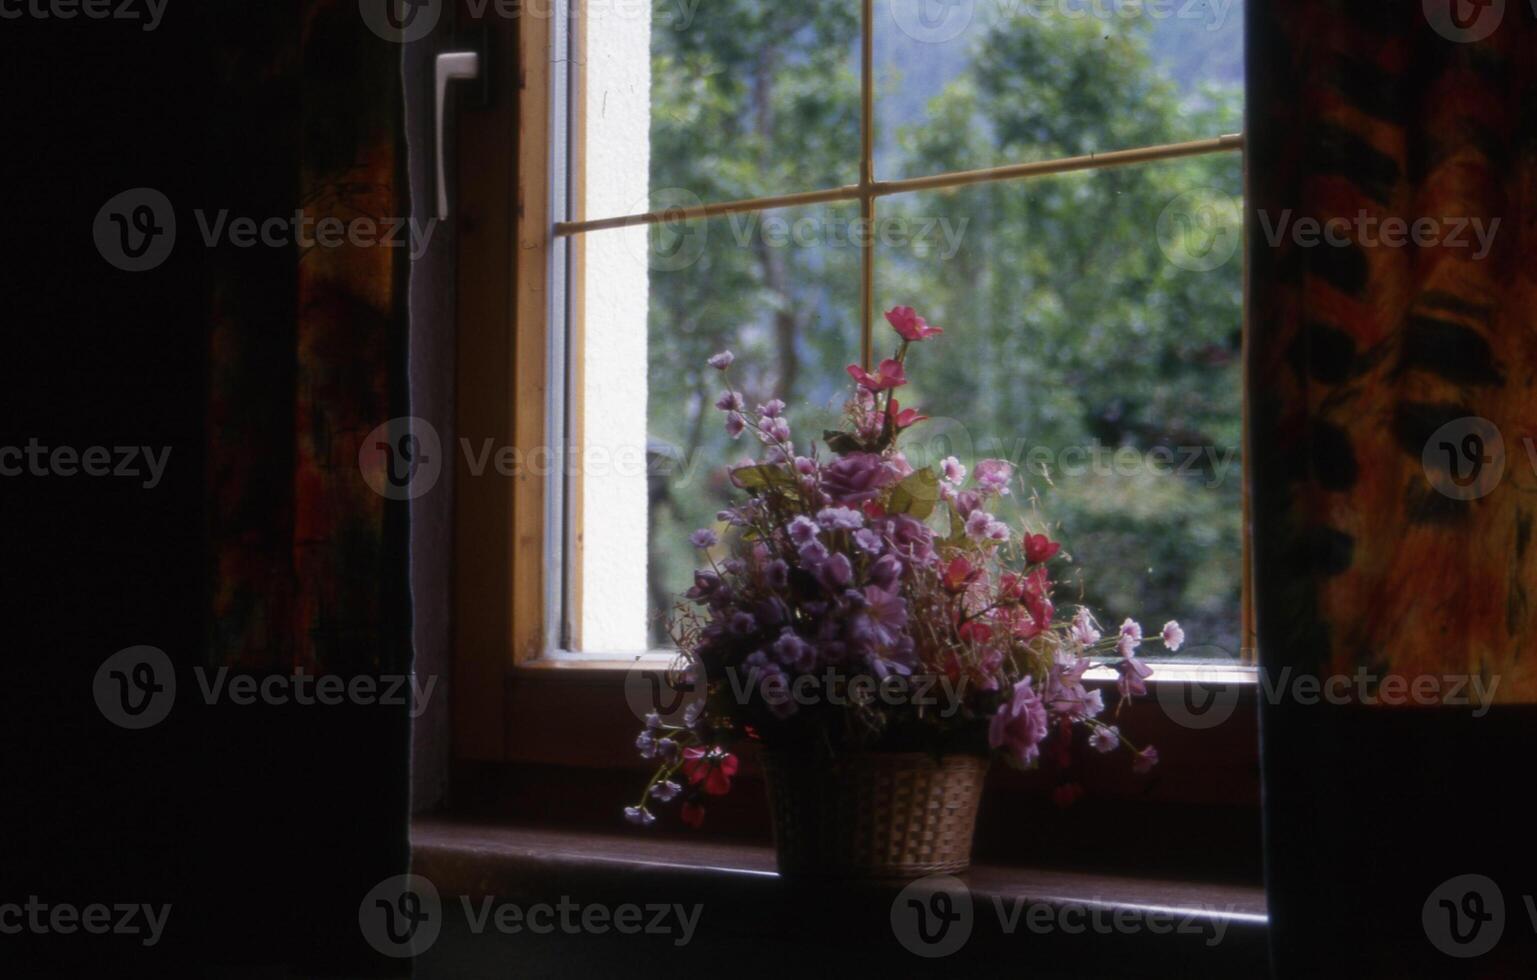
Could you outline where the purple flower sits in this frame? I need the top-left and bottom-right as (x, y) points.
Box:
(816, 552), (853, 591)
(707, 351), (734, 370)
(764, 559), (790, 590)
(1116, 652), (1154, 698)
(881, 514), (934, 563)
(729, 611), (758, 636)
(657, 737), (680, 762)
(974, 458), (1015, 494)
(717, 507), (748, 527)
(651, 780), (682, 802)
(624, 805), (656, 826)
(758, 399), (786, 418)
(793, 455), (817, 476)
(883, 453), (914, 482)
(853, 528), (884, 554)
(797, 539), (829, 565)
(715, 390), (744, 411)
(725, 412), (746, 438)
(941, 456), (966, 484)
(989, 677), (1049, 766)
(821, 452), (891, 504)
(787, 515), (821, 546)
(964, 509), (996, 540)
(854, 585), (908, 649)
(1089, 726), (1119, 754)
(816, 506), (865, 530)
(690, 528), (718, 549)
(1161, 620), (1185, 652)
(1132, 745), (1159, 774)
(760, 416), (791, 443)
(1070, 607), (1101, 645)
(771, 630), (817, 673)
(686, 570), (721, 601)
(635, 731), (657, 759)
(867, 553), (904, 590)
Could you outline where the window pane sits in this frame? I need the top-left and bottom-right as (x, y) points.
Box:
(579, 1), (859, 224)
(572, 204), (862, 652)
(875, 0), (1244, 178)
(874, 155), (1244, 660)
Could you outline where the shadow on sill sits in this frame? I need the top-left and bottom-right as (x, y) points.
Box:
(411, 817), (1269, 979)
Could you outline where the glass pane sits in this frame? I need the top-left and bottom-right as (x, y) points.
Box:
(578, 1), (859, 223)
(572, 203), (862, 651)
(875, 0), (1245, 178)
(874, 154), (1245, 660)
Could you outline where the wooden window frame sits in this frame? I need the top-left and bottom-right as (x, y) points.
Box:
(451, 1), (1261, 834)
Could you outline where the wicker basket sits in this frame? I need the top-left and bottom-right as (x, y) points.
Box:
(760, 751), (988, 879)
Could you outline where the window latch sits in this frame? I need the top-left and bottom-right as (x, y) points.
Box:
(435, 49), (483, 220)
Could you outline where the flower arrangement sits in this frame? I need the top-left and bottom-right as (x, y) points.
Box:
(626, 306), (1182, 829)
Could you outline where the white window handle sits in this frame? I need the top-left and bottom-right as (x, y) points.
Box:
(435, 51), (482, 220)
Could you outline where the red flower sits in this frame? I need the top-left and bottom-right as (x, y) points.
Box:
(1024, 533), (1061, 564)
(846, 359), (907, 391)
(681, 746), (739, 796)
(680, 802), (706, 828)
(958, 620), (992, 644)
(884, 306), (943, 341)
(942, 556), (980, 594)
(889, 398), (927, 430)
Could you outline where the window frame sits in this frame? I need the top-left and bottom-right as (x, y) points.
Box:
(451, 1), (1261, 805)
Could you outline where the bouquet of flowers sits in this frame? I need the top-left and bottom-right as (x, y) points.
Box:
(626, 306), (1182, 829)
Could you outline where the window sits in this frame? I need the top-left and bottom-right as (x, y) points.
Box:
(518, 0), (1250, 667)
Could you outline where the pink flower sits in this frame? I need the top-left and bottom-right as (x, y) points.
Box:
(1116, 652), (1154, 698)
(715, 390), (743, 411)
(725, 412), (746, 438)
(884, 306), (943, 341)
(707, 351), (734, 370)
(846, 358), (907, 391)
(888, 398), (927, 430)
(816, 506), (864, 530)
(757, 399), (786, 418)
(965, 510), (1008, 542)
(1023, 533), (1060, 564)
(989, 677), (1049, 766)
(1116, 619), (1142, 657)
(1161, 620), (1185, 652)
(787, 515), (821, 545)
(941, 456), (966, 484)
(759, 416), (791, 443)
(974, 458), (1014, 494)
(682, 746), (739, 795)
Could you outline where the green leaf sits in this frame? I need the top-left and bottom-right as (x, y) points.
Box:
(730, 464), (796, 491)
(887, 468), (941, 519)
(823, 429), (864, 455)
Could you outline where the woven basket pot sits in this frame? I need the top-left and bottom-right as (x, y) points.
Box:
(760, 751), (988, 879)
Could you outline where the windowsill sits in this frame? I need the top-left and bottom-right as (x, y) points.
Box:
(412, 817), (1268, 972)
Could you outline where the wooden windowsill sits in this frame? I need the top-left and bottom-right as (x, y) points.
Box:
(412, 817), (1268, 973)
